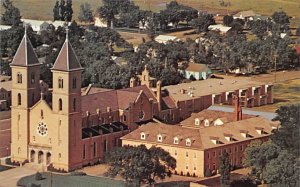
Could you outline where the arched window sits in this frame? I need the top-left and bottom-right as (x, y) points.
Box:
(17, 73), (22, 83)
(59, 99), (62, 111)
(73, 98), (76, 111)
(58, 78), (63, 88)
(72, 77), (77, 89)
(31, 72), (35, 84)
(18, 93), (21, 106)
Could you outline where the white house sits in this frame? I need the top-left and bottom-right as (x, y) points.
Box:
(181, 63), (212, 80)
(233, 10), (256, 21)
(21, 19), (50, 32)
(0, 25), (12, 31)
(155, 35), (179, 44)
(208, 24), (232, 35)
(94, 17), (108, 27)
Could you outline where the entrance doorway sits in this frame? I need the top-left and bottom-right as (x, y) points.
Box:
(30, 150), (35, 162)
(38, 151), (44, 164)
(46, 152), (51, 165)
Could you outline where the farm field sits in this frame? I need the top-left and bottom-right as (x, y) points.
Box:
(9, 0), (300, 25)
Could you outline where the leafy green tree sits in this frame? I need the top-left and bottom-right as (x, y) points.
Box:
(272, 11), (289, 32)
(78, 3), (93, 23)
(191, 13), (215, 33)
(0, 0), (21, 26)
(223, 15), (233, 26)
(64, 0), (73, 21)
(244, 140), (281, 183)
(219, 151), (231, 187)
(271, 104), (300, 156)
(53, 1), (60, 21)
(105, 145), (176, 186)
(264, 150), (299, 187)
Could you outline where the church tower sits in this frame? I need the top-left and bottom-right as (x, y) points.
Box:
(10, 30), (41, 163)
(51, 30), (83, 170)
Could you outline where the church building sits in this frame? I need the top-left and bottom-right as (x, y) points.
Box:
(10, 31), (130, 171)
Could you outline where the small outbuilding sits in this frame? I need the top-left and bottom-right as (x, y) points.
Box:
(182, 63), (212, 80)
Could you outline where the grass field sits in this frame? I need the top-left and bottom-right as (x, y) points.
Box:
(10, 0), (300, 24)
(253, 79), (300, 112)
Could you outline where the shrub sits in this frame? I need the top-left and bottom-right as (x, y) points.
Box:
(70, 171), (87, 176)
(35, 172), (43, 181)
(204, 168), (211, 177)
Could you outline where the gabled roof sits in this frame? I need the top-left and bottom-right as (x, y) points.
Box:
(52, 38), (83, 72)
(186, 63), (211, 72)
(10, 32), (41, 67)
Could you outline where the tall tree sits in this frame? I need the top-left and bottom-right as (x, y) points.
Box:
(78, 3), (94, 23)
(219, 151), (231, 187)
(271, 104), (300, 156)
(223, 15), (233, 26)
(191, 13), (215, 33)
(105, 145), (176, 186)
(64, 0), (73, 21)
(0, 0), (21, 26)
(53, 1), (60, 21)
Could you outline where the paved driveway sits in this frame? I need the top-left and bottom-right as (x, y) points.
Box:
(0, 166), (36, 187)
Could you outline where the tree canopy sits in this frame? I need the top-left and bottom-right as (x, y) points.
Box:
(219, 151), (231, 187)
(0, 0), (21, 26)
(105, 145), (176, 185)
(53, 0), (73, 21)
(78, 3), (93, 23)
(244, 104), (300, 186)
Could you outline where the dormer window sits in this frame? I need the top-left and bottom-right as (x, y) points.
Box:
(186, 138), (191, 146)
(210, 137), (220, 144)
(204, 119), (210, 127)
(195, 118), (200, 126)
(224, 134), (233, 142)
(255, 127), (264, 135)
(157, 134), (163, 142)
(174, 137), (179, 144)
(240, 130), (249, 138)
(140, 132), (146, 140)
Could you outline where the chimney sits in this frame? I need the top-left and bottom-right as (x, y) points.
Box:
(234, 95), (242, 121)
(156, 80), (162, 112)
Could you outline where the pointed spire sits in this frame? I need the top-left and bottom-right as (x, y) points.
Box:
(51, 28), (83, 72)
(10, 25), (41, 67)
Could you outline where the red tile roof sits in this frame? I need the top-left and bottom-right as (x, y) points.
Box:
(186, 63), (210, 72)
(10, 34), (41, 67)
(52, 39), (83, 71)
(122, 117), (277, 150)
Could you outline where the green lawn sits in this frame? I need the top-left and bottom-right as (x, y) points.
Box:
(9, 0), (300, 23)
(17, 172), (126, 187)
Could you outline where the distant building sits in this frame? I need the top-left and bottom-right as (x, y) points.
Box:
(0, 25), (12, 31)
(21, 19), (50, 32)
(233, 10), (257, 21)
(208, 24), (232, 35)
(50, 21), (70, 29)
(94, 17), (108, 28)
(181, 63), (212, 80)
(155, 35), (179, 44)
(0, 80), (11, 111)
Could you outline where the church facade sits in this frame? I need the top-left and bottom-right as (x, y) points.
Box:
(10, 32), (130, 171)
